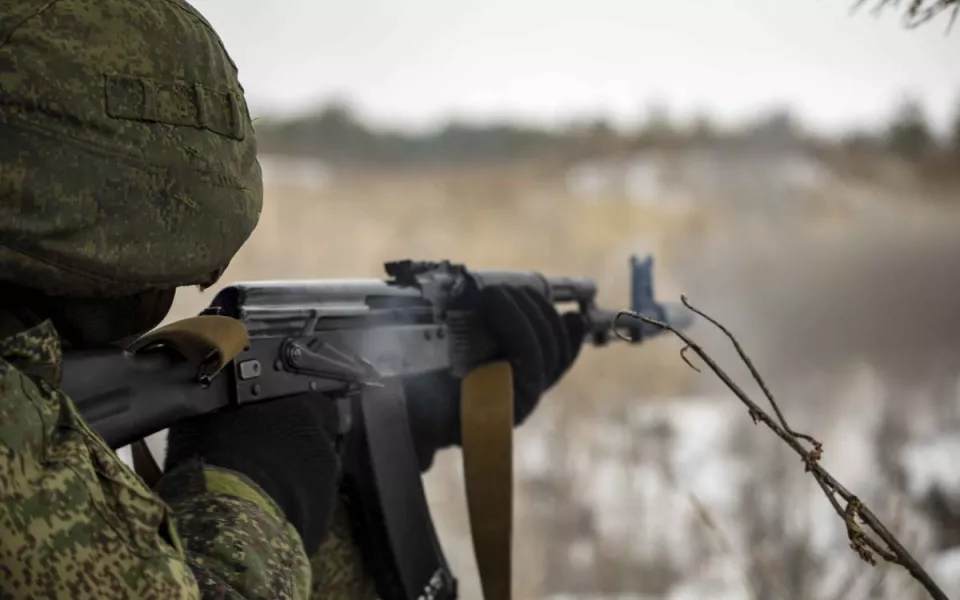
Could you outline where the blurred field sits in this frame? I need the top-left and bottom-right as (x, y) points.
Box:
(159, 155), (960, 599)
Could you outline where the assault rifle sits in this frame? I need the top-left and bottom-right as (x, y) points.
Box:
(63, 254), (691, 600)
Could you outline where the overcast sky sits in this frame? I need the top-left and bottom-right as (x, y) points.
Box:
(190, 0), (960, 135)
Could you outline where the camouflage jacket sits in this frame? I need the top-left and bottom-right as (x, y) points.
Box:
(0, 320), (378, 599)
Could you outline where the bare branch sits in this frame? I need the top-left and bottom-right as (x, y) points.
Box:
(613, 301), (950, 600)
(681, 298), (821, 451)
(850, 0), (960, 32)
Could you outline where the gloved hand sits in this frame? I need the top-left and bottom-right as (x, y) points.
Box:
(164, 394), (341, 556)
(404, 284), (586, 471)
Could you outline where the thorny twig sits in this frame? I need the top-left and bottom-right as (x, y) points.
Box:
(613, 296), (950, 600)
(827, 496), (906, 600)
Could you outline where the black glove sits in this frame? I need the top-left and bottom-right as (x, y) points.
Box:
(163, 394), (341, 556)
(404, 284), (586, 471)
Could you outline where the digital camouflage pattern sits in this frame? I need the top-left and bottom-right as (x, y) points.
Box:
(308, 498), (380, 600)
(0, 0), (262, 297)
(0, 321), (312, 599)
(156, 463), (312, 599)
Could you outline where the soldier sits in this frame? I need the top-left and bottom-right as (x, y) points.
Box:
(0, 0), (583, 598)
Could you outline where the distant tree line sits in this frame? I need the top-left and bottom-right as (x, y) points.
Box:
(839, 96), (960, 162)
(252, 94), (960, 167)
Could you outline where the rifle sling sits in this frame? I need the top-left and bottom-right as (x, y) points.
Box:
(461, 362), (514, 600)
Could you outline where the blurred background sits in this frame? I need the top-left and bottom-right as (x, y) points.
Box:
(157, 1), (960, 598)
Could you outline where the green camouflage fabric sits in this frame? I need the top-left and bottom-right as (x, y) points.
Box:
(308, 498), (380, 600)
(0, 0), (262, 298)
(156, 463), (312, 599)
(0, 321), (311, 599)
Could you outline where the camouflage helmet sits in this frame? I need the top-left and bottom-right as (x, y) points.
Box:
(0, 0), (262, 298)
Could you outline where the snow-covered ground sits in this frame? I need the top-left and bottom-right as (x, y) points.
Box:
(505, 374), (960, 598)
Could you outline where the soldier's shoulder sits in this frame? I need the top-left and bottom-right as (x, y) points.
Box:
(0, 320), (62, 387)
(0, 324), (62, 453)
